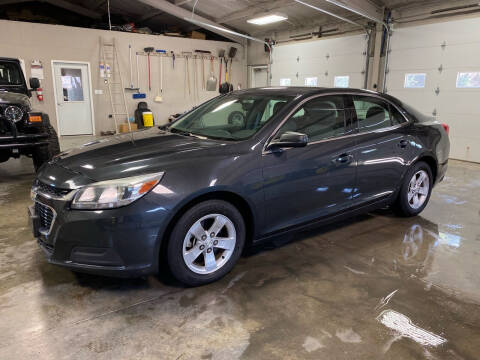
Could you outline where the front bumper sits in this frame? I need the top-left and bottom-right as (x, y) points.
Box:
(29, 192), (171, 277)
(0, 133), (49, 149)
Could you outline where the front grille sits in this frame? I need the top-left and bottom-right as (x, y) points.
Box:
(35, 202), (54, 233)
(34, 180), (71, 198)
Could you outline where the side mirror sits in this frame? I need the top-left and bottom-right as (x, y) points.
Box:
(267, 131), (308, 151)
(29, 77), (40, 90)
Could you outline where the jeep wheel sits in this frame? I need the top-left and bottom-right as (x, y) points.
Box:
(33, 125), (60, 172)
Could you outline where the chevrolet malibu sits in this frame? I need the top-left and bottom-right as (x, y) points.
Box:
(29, 88), (450, 286)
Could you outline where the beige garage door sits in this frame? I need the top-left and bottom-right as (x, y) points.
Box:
(386, 17), (480, 163)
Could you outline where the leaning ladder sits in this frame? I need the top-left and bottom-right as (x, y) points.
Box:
(100, 37), (131, 133)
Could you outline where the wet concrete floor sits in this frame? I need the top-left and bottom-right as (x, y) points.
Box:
(0, 153), (479, 359)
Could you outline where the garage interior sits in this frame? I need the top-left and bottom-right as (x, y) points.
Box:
(1, 0), (480, 359)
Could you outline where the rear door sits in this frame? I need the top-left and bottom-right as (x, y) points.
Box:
(261, 94), (357, 235)
(350, 95), (410, 206)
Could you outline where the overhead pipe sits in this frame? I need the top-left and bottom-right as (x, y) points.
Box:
(323, 0), (391, 92)
(294, 0), (371, 89)
(137, 0), (246, 44)
(295, 0), (366, 28)
(182, 17), (273, 86)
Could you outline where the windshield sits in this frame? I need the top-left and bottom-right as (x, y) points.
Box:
(0, 61), (23, 86)
(169, 93), (295, 140)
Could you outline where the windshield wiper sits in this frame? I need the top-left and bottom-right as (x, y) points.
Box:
(169, 128), (193, 137)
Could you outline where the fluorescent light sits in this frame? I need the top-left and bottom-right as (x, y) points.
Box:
(247, 14), (287, 25)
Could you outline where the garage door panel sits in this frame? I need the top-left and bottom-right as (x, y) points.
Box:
(441, 43), (480, 67)
(387, 69), (438, 91)
(390, 89), (436, 115)
(390, 18), (480, 48)
(388, 17), (480, 162)
(389, 48), (442, 70)
(437, 90), (480, 116)
(272, 34), (366, 90)
(449, 135), (480, 163)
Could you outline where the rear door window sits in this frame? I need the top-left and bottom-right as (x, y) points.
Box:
(353, 96), (392, 132)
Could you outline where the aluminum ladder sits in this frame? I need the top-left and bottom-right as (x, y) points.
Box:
(100, 37), (131, 133)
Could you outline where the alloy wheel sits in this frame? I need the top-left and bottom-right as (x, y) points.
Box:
(407, 170), (430, 210)
(182, 213), (237, 274)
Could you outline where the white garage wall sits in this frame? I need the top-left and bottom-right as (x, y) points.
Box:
(386, 17), (480, 163)
(0, 20), (246, 134)
(271, 34), (368, 88)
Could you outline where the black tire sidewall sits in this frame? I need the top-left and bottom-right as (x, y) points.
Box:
(33, 125), (60, 171)
(167, 200), (246, 286)
(397, 161), (433, 216)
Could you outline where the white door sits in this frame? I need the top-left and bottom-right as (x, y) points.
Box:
(271, 34), (368, 88)
(386, 18), (480, 163)
(53, 62), (93, 135)
(252, 67), (268, 88)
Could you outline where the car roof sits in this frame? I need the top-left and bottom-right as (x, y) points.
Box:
(235, 86), (403, 107)
(236, 86), (385, 97)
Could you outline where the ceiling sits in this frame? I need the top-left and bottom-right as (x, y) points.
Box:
(0, 0), (478, 40)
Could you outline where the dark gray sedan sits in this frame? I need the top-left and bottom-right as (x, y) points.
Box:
(29, 87), (450, 286)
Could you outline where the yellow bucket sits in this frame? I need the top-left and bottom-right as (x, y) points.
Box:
(142, 112), (154, 127)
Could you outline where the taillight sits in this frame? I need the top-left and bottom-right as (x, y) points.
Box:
(442, 123), (449, 135)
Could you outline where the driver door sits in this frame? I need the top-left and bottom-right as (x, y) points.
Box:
(261, 95), (357, 235)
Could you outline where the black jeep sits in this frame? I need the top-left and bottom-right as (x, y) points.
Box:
(0, 57), (59, 171)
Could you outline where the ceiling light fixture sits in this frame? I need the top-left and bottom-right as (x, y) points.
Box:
(247, 14), (288, 25)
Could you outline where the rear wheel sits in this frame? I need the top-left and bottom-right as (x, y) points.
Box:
(167, 200), (245, 286)
(32, 125), (60, 172)
(394, 161), (433, 217)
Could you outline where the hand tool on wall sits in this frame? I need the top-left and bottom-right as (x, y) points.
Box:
(206, 56), (217, 91)
(144, 47), (154, 92)
(171, 51), (175, 69)
(218, 49), (225, 91)
(228, 47), (237, 86)
(195, 50), (211, 90)
(182, 52), (192, 98)
(133, 51), (145, 99)
(155, 50), (165, 103)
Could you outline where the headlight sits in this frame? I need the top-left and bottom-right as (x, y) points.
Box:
(5, 105), (24, 122)
(71, 172), (164, 210)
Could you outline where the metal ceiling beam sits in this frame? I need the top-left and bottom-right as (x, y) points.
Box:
(174, 0), (192, 5)
(137, 0), (246, 44)
(295, 0), (365, 28)
(324, 0), (383, 24)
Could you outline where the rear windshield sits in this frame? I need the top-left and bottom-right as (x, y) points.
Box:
(169, 93), (295, 140)
(0, 61), (23, 86)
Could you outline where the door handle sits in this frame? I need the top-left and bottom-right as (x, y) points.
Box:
(398, 139), (409, 149)
(334, 153), (353, 164)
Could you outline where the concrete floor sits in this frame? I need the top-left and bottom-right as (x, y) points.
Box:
(0, 141), (479, 359)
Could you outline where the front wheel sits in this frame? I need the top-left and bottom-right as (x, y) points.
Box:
(33, 125), (60, 172)
(394, 161), (433, 217)
(167, 200), (245, 286)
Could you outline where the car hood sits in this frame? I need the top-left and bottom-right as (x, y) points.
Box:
(41, 128), (229, 187)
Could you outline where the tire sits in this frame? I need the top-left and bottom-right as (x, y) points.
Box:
(394, 161), (433, 217)
(33, 125), (60, 172)
(167, 200), (246, 286)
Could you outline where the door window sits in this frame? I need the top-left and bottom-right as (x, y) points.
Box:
(275, 96), (348, 142)
(60, 68), (84, 101)
(390, 105), (407, 125)
(353, 96), (392, 132)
